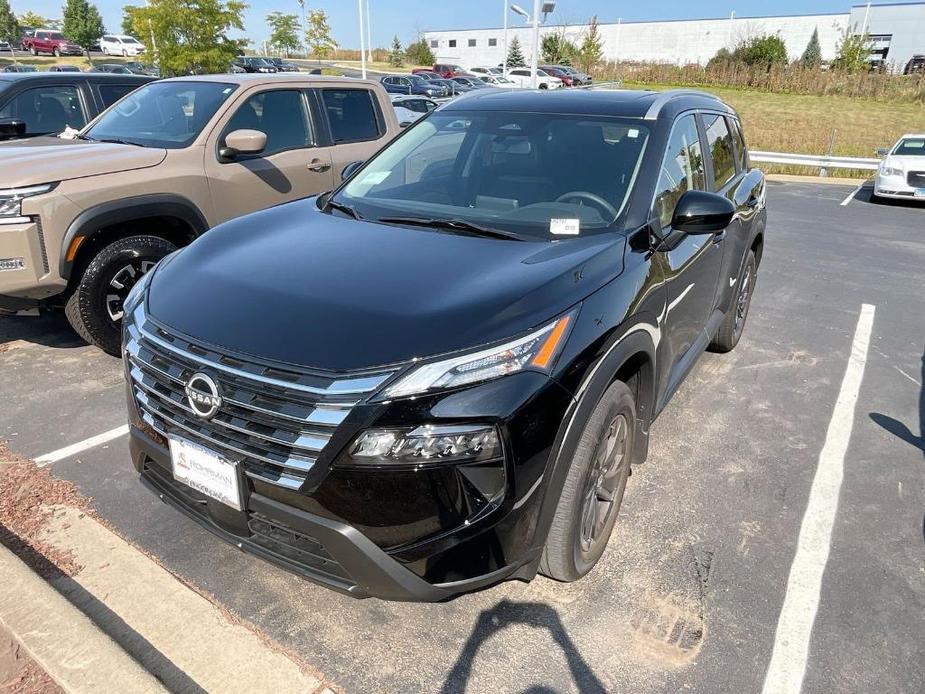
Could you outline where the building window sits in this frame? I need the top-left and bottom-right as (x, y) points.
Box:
(468, 39), (476, 47)
(488, 38), (497, 47)
(449, 39), (456, 48)
(430, 40), (438, 48)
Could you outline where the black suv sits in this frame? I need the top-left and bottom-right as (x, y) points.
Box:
(0, 72), (154, 140)
(123, 89), (766, 601)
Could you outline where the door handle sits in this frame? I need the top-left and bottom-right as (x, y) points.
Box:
(307, 159), (331, 173)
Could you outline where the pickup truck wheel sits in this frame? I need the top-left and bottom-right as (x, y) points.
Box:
(29, 46), (36, 55)
(64, 235), (176, 356)
(540, 380), (634, 582)
(709, 249), (757, 353)
(53, 47), (60, 57)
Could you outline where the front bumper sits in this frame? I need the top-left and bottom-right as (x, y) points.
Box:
(874, 173), (925, 200)
(0, 219), (64, 301)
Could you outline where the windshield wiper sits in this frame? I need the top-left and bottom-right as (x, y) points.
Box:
(376, 216), (525, 241)
(93, 137), (142, 147)
(324, 198), (363, 220)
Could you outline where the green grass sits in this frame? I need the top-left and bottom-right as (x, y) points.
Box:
(625, 81), (925, 167)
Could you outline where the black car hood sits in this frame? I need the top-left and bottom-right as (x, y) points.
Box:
(147, 199), (625, 372)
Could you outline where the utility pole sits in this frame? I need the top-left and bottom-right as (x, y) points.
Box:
(529, 0), (540, 88)
(502, 0), (508, 75)
(358, 0), (367, 79)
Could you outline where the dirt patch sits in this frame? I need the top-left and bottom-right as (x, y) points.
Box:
(0, 441), (91, 579)
(0, 628), (62, 694)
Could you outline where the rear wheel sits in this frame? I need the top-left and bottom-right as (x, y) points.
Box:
(53, 47), (60, 57)
(65, 235), (176, 356)
(709, 249), (757, 353)
(540, 380), (635, 581)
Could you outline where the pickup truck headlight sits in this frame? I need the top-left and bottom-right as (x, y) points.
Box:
(383, 311), (575, 398)
(0, 183), (56, 224)
(345, 424), (501, 466)
(879, 164), (903, 177)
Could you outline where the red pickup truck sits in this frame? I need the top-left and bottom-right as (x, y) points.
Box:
(416, 63), (467, 78)
(22, 30), (83, 57)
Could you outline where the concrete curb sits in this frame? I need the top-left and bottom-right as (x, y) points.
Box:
(0, 543), (166, 693)
(766, 173), (871, 186)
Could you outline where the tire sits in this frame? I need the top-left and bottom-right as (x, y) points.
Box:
(539, 83), (549, 90)
(709, 249), (757, 353)
(540, 380), (635, 582)
(122, 49), (128, 57)
(53, 47), (60, 57)
(29, 45), (36, 56)
(64, 235), (176, 356)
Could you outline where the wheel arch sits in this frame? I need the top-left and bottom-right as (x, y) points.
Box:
(61, 195), (209, 283)
(528, 323), (658, 558)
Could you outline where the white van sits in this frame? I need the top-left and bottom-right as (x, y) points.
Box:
(100, 35), (145, 57)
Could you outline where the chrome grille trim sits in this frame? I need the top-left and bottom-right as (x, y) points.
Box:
(127, 303), (394, 490)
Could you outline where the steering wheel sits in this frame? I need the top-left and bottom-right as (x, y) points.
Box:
(554, 191), (619, 220)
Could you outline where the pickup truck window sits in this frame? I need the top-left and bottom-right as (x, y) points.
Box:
(654, 114), (705, 228)
(703, 114), (736, 189)
(223, 89), (312, 156)
(85, 81), (236, 149)
(98, 83), (139, 108)
(0, 85), (86, 135)
(321, 89), (381, 143)
(729, 117), (748, 171)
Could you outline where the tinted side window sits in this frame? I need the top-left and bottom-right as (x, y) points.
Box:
(0, 85), (86, 135)
(729, 117), (748, 171)
(703, 114), (736, 189)
(653, 115), (705, 228)
(224, 89), (311, 156)
(321, 89), (381, 143)
(98, 83), (139, 108)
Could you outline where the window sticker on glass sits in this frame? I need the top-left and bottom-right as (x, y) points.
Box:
(360, 171), (390, 185)
(550, 218), (580, 235)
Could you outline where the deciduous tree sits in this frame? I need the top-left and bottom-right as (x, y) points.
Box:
(305, 9), (336, 60)
(266, 11), (301, 56)
(577, 16), (603, 74)
(404, 38), (434, 67)
(0, 0), (18, 46)
(18, 11), (53, 29)
(832, 24), (871, 74)
(62, 0), (105, 61)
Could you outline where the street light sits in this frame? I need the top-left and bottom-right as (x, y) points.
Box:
(508, 2), (554, 88)
(358, 0), (367, 78)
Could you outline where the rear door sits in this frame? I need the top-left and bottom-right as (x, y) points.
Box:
(204, 85), (335, 224)
(652, 112), (724, 391)
(311, 86), (390, 180)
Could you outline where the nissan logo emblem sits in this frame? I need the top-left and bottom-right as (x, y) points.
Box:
(184, 372), (222, 419)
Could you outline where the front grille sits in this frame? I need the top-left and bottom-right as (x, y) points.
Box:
(126, 303), (394, 490)
(907, 171), (925, 188)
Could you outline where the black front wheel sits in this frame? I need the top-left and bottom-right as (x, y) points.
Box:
(709, 248), (757, 353)
(65, 235), (176, 356)
(540, 380), (635, 582)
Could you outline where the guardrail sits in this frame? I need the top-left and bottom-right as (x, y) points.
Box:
(750, 151), (881, 176)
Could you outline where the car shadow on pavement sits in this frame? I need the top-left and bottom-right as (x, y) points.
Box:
(0, 524), (206, 693)
(0, 313), (87, 350)
(440, 599), (606, 694)
(868, 351), (925, 456)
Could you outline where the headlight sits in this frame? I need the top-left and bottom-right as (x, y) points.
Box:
(0, 183), (56, 224)
(343, 424), (501, 467)
(383, 312), (575, 399)
(880, 165), (903, 177)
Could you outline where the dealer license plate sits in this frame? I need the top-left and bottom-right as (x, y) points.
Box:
(169, 436), (242, 510)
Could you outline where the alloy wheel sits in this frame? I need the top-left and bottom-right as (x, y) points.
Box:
(579, 413), (629, 553)
(105, 259), (157, 322)
(735, 265), (753, 333)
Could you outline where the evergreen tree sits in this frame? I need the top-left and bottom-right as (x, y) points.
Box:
(0, 0), (18, 46)
(800, 28), (822, 68)
(389, 35), (403, 67)
(507, 36), (525, 68)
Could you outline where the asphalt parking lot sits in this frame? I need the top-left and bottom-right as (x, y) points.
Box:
(1, 180), (923, 693)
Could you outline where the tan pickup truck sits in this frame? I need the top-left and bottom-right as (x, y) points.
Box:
(0, 73), (400, 354)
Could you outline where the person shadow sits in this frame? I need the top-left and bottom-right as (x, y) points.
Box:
(440, 599), (607, 694)
(869, 351), (925, 456)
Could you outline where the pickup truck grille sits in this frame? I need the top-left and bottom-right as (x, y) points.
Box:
(125, 304), (394, 490)
(907, 171), (925, 188)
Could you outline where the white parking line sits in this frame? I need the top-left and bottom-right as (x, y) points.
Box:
(35, 424), (129, 467)
(840, 183), (865, 206)
(761, 304), (876, 694)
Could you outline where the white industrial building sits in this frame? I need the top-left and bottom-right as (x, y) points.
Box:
(423, 2), (925, 72)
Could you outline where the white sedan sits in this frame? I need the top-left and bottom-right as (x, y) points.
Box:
(874, 133), (925, 201)
(506, 68), (563, 89)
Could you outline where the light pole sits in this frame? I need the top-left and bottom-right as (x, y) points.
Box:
(529, 0), (540, 88)
(502, 0), (508, 75)
(358, 0), (367, 78)
(298, 0), (306, 59)
(366, 0), (373, 63)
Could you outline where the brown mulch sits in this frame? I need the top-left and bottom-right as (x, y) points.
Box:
(1, 657), (62, 694)
(0, 441), (90, 579)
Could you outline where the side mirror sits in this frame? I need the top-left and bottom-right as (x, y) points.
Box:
(876, 147), (889, 156)
(0, 118), (26, 141)
(671, 190), (736, 235)
(341, 160), (364, 181)
(220, 129), (267, 160)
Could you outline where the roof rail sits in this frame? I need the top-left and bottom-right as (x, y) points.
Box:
(643, 89), (721, 120)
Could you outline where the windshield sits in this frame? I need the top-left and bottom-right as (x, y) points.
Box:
(894, 138), (925, 156)
(337, 111), (649, 240)
(122, 37), (142, 44)
(85, 81), (236, 148)
(408, 75), (427, 85)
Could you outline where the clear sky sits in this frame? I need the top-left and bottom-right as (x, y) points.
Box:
(20, 0), (872, 50)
